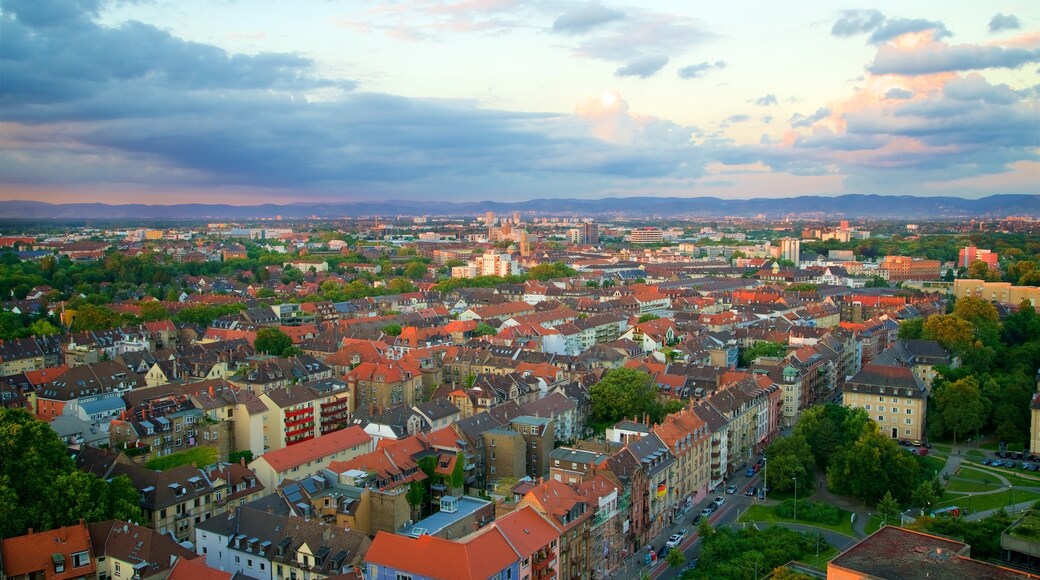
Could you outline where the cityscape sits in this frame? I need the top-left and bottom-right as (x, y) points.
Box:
(1, 1), (1040, 580)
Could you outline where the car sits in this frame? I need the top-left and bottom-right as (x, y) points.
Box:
(685, 559), (699, 571)
(746, 467), (756, 477)
(991, 460), (1003, 467)
(899, 440), (911, 446)
(713, 496), (725, 507)
(757, 488), (766, 500)
(915, 447), (929, 456)
(997, 451), (1008, 458)
(981, 458), (992, 465)
(911, 440), (922, 447)
(692, 514), (703, 525)
(701, 507), (714, 518)
(754, 463), (762, 473)
(746, 486), (757, 497)
(726, 485), (737, 494)
(924, 441), (932, 449)
(666, 534), (683, 548)
(659, 545), (669, 559)
(1015, 452), (1025, 460)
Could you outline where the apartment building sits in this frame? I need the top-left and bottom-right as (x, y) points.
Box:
(842, 364), (927, 441)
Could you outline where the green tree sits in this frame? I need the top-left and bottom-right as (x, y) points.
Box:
(473, 323), (497, 337)
(382, 323), (403, 337)
(403, 261), (427, 280)
(27, 319), (62, 337)
(764, 434), (815, 492)
(911, 480), (938, 513)
(638, 313), (660, 323)
(527, 262), (578, 280)
(935, 376), (986, 444)
(877, 491), (901, 526)
(828, 429), (920, 504)
(666, 548), (686, 568)
(589, 368), (660, 433)
(139, 301), (171, 322)
(254, 327), (293, 356)
(71, 303), (121, 331)
(740, 341), (788, 367)
(406, 480), (426, 519)
(450, 453), (466, 490)
(794, 404), (871, 470)
(898, 318), (924, 340)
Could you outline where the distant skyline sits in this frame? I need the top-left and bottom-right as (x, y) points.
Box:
(1, 0), (1038, 205)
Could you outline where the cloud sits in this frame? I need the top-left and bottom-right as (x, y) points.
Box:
(790, 108), (831, 128)
(831, 10), (949, 44)
(884, 88), (913, 99)
(831, 10), (885, 37)
(943, 74), (1018, 104)
(677, 60), (726, 79)
(867, 18), (950, 43)
(870, 41), (1040, 75)
(755, 94), (778, 106)
(551, 2), (624, 34)
(989, 13), (1021, 33)
(724, 114), (750, 124)
(566, 9), (715, 70)
(615, 55), (669, 78)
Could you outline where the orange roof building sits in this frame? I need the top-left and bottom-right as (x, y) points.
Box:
(248, 425), (373, 490)
(1, 521), (96, 580)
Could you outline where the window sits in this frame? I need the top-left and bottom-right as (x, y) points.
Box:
(203, 547), (208, 555)
(878, 396), (884, 401)
(396, 574), (413, 580)
(906, 429), (911, 435)
(261, 564), (266, 572)
(115, 562), (121, 575)
(235, 556), (241, 564)
(905, 419), (912, 425)
(864, 404), (871, 410)
(877, 415), (884, 422)
(906, 408), (912, 414)
(72, 551), (89, 568)
(877, 406), (885, 412)
(247, 560), (253, 567)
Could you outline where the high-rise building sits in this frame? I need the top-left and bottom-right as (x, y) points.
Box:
(630, 227), (663, 244)
(519, 230), (530, 257)
(583, 221), (599, 245)
(512, 211), (520, 224)
(485, 211), (496, 225)
(780, 238), (800, 267)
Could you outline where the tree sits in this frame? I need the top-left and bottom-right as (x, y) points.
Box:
(254, 327), (293, 356)
(935, 376), (986, 444)
(382, 323), (402, 337)
(406, 480), (426, 520)
(527, 262), (578, 280)
(139, 301), (170, 322)
(666, 548), (686, 568)
(923, 315), (975, 354)
(877, 491), (901, 526)
(70, 303), (121, 331)
(911, 481), (938, 513)
(403, 261), (427, 280)
(638, 313), (660, 323)
(473, 323), (497, 337)
(898, 318), (924, 340)
(450, 453), (466, 490)
(27, 319), (61, 336)
(764, 434), (815, 493)
(827, 429), (920, 504)
(794, 405), (870, 470)
(589, 368), (660, 432)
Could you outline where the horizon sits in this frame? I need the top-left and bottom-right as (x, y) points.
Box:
(1, 0), (1038, 204)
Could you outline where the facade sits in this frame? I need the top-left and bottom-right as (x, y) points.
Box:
(248, 425), (374, 491)
(879, 256), (941, 281)
(954, 279), (1039, 310)
(780, 238), (801, 267)
(842, 364), (927, 442)
(959, 245), (998, 269)
(520, 478), (593, 580)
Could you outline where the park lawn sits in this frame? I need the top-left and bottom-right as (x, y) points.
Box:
(738, 504), (857, 538)
(919, 455), (946, 479)
(971, 464), (1040, 487)
(954, 467), (1002, 484)
(966, 449), (986, 459)
(864, 514), (886, 536)
(932, 444), (953, 453)
(946, 479), (1001, 493)
(980, 441), (1027, 453)
(145, 446), (218, 471)
(934, 489), (1040, 514)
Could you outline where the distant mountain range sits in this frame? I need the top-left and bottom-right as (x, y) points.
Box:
(1, 194), (1037, 220)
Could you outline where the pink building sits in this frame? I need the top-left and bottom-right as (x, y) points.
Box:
(959, 246), (998, 269)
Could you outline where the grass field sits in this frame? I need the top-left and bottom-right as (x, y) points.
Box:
(738, 504), (857, 538)
(864, 514), (887, 536)
(802, 546), (839, 571)
(935, 488), (1040, 514)
(946, 479), (1001, 493)
(967, 464), (1040, 487)
(144, 446), (217, 471)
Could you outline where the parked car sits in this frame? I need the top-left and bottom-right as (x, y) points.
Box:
(997, 451), (1007, 458)
(666, 534), (683, 548)
(915, 447), (929, 456)
(713, 496), (725, 508)
(701, 507), (714, 518)
(991, 460), (1003, 467)
(726, 485), (737, 494)
(981, 458), (992, 465)
(685, 559), (699, 571)
(912, 440), (922, 447)
(746, 486), (757, 497)
(924, 441), (932, 449)
(1014, 452), (1025, 460)
(746, 467), (756, 477)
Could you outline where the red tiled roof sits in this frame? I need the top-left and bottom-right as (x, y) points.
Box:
(1, 521), (95, 580)
(365, 529), (518, 580)
(25, 365), (70, 386)
(254, 426), (372, 472)
(168, 555), (231, 580)
(493, 505), (561, 558)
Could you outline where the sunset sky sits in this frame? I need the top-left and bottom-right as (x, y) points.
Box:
(1, 0), (1038, 204)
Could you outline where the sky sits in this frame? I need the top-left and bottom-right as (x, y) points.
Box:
(0, 0), (1038, 205)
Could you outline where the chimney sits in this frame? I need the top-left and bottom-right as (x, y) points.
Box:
(240, 456), (246, 467)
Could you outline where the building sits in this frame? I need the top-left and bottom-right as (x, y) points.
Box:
(954, 279), (1039, 310)
(1031, 392), (1040, 455)
(88, 520), (197, 580)
(104, 463), (216, 543)
(345, 360), (424, 415)
(842, 364), (927, 442)
(519, 478), (593, 580)
(363, 524), (524, 580)
(879, 256), (941, 281)
(828, 525), (1037, 580)
(0, 521), (97, 580)
(453, 251), (520, 278)
(959, 245), (999, 269)
(780, 238), (801, 267)
(630, 227), (663, 244)
(248, 425), (374, 490)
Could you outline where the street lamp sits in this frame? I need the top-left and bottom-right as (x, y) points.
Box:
(792, 477), (798, 522)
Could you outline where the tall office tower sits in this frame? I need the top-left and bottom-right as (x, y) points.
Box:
(485, 211), (496, 225)
(781, 238), (800, 267)
(583, 221), (599, 245)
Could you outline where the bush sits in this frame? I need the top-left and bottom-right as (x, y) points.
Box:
(775, 499), (841, 525)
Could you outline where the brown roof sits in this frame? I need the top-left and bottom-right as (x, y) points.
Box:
(88, 520), (196, 576)
(167, 555), (231, 580)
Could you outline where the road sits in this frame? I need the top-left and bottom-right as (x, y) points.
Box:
(622, 469), (859, 580)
